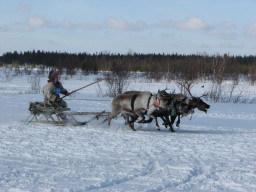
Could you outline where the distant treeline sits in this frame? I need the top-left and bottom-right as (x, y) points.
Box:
(0, 50), (256, 81)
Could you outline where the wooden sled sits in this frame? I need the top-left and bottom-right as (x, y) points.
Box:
(27, 102), (110, 126)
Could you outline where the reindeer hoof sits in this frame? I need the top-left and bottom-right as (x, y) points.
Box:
(136, 119), (145, 123)
(169, 128), (175, 132)
(135, 120), (143, 123)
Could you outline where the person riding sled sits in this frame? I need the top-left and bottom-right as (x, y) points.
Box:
(43, 70), (70, 114)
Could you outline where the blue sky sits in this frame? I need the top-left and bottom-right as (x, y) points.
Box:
(0, 0), (255, 56)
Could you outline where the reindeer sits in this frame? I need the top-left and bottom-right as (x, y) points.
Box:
(169, 82), (210, 127)
(108, 91), (172, 131)
(111, 89), (192, 132)
(145, 89), (193, 132)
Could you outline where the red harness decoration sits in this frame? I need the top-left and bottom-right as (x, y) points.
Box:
(154, 97), (159, 107)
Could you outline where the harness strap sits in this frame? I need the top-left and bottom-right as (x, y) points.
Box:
(131, 94), (138, 111)
(145, 94), (153, 114)
(147, 94), (153, 109)
(154, 97), (159, 107)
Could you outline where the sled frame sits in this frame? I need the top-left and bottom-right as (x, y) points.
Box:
(28, 102), (110, 126)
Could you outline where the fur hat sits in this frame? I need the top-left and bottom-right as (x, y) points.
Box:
(48, 70), (57, 81)
(49, 70), (55, 77)
(49, 70), (56, 78)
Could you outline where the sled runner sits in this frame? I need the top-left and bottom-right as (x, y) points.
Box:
(26, 102), (110, 126)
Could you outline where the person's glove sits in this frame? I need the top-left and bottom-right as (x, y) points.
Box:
(64, 91), (70, 96)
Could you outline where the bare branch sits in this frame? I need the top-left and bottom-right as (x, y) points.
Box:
(170, 89), (175, 95)
(176, 81), (194, 98)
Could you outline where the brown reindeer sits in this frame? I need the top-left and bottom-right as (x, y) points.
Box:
(108, 91), (172, 131)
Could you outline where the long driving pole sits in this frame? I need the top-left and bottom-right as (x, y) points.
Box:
(61, 75), (112, 99)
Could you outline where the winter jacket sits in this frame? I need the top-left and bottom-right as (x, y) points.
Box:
(43, 81), (67, 106)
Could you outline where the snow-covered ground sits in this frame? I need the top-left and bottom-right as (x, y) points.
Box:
(0, 71), (256, 191)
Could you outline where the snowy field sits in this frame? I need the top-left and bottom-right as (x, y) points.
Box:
(0, 71), (256, 191)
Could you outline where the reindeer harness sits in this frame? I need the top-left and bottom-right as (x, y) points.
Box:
(130, 93), (154, 114)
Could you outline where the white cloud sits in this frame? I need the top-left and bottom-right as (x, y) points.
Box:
(207, 28), (222, 36)
(58, 20), (73, 28)
(174, 17), (207, 30)
(201, 21), (238, 40)
(206, 22), (236, 37)
(154, 17), (207, 30)
(28, 16), (46, 28)
(220, 22), (236, 30)
(105, 18), (147, 31)
(3, 16), (47, 31)
(10, 23), (29, 31)
(106, 18), (129, 30)
(57, 20), (101, 30)
(76, 22), (101, 30)
(153, 20), (173, 28)
(245, 22), (256, 36)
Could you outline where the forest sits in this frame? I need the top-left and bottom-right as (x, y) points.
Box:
(0, 50), (256, 82)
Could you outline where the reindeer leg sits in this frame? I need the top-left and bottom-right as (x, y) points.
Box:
(108, 111), (120, 127)
(123, 115), (137, 125)
(125, 115), (136, 131)
(122, 114), (128, 125)
(170, 115), (177, 125)
(176, 115), (181, 127)
(129, 115), (138, 124)
(134, 110), (145, 123)
(149, 115), (160, 131)
(161, 116), (168, 128)
(133, 115), (139, 122)
(164, 115), (175, 132)
(143, 117), (153, 123)
(154, 116), (161, 131)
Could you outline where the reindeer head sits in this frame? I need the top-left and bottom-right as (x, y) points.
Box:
(190, 97), (210, 113)
(177, 81), (210, 113)
(157, 88), (175, 100)
(174, 99), (194, 116)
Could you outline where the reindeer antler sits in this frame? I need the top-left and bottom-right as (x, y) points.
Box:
(176, 81), (194, 98)
(170, 89), (175, 95)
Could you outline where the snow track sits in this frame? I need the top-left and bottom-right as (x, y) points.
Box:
(1, 114), (255, 191)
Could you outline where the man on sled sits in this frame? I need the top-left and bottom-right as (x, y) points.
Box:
(27, 70), (107, 125)
(43, 70), (70, 121)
